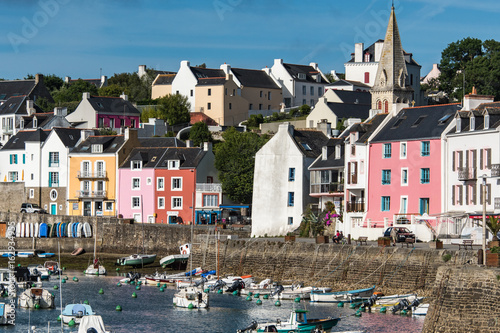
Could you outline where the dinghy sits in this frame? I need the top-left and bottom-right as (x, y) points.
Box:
(310, 285), (376, 303)
(18, 287), (55, 309)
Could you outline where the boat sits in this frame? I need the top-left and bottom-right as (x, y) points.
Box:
(17, 252), (34, 258)
(310, 285), (376, 303)
(37, 252), (55, 258)
(72, 247), (85, 256)
(237, 309), (340, 332)
(77, 223), (84, 237)
(84, 220), (106, 275)
(144, 267), (203, 285)
(173, 286), (209, 309)
(44, 260), (61, 275)
(83, 222), (92, 237)
(61, 303), (96, 325)
(0, 303), (14, 325)
(412, 303), (429, 316)
(27, 264), (50, 280)
(77, 315), (110, 333)
(373, 293), (418, 307)
(159, 243), (190, 270)
(116, 254), (156, 267)
(270, 285), (332, 300)
(39, 223), (49, 238)
(18, 287), (55, 308)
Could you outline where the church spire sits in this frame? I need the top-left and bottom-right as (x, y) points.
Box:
(370, 5), (413, 113)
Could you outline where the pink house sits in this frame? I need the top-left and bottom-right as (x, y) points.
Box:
(365, 104), (460, 225)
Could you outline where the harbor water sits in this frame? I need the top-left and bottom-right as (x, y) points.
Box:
(3, 271), (425, 332)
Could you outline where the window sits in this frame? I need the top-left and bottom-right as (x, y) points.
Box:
(288, 192), (295, 207)
(383, 143), (391, 158)
(172, 197), (182, 209)
(364, 53), (370, 62)
(401, 169), (408, 185)
(49, 172), (59, 187)
(105, 202), (113, 211)
(190, 90), (193, 97)
(381, 196), (390, 211)
(120, 119), (124, 127)
(288, 217), (293, 225)
(131, 161), (142, 170)
(146, 177), (152, 185)
(203, 194), (218, 207)
(421, 168), (430, 184)
(419, 198), (430, 215)
(259, 104), (262, 110)
(421, 141), (430, 156)
(302, 99), (306, 106)
(8, 171), (18, 182)
(207, 103), (211, 110)
(260, 91), (263, 98)
(268, 91), (272, 100)
(310, 99), (314, 106)
(168, 160), (179, 169)
(48, 152), (59, 167)
(98, 118), (104, 128)
(249, 104), (253, 110)
(157, 177), (164, 190)
(289, 168), (295, 181)
(382, 170), (391, 185)
(302, 86), (307, 95)
(50, 189), (57, 200)
(400, 197), (408, 214)
(208, 88), (211, 96)
(9, 154), (17, 164)
(132, 197), (140, 209)
(131, 119), (136, 128)
(31, 174), (34, 180)
(91, 144), (103, 153)
(96, 161), (104, 177)
(29, 189), (34, 198)
(364, 72), (370, 83)
(400, 142), (407, 159)
(172, 177), (182, 190)
(158, 197), (165, 209)
(132, 178), (140, 190)
(318, 87), (322, 97)
(23, 154), (25, 164)
(310, 86), (314, 95)
(229, 103), (232, 110)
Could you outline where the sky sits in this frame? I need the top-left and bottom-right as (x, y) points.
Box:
(1, 0), (499, 80)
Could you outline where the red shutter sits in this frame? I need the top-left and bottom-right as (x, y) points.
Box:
(451, 185), (455, 206)
(452, 151), (456, 171)
(347, 163), (351, 184)
(364, 72), (370, 84)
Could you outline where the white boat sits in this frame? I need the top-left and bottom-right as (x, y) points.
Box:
(84, 221), (106, 275)
(116, 253), (156, 267)
(270, 286), (332, 300)
(27, 264), (50, 280)
(83, 222), (92, 237)
(412, 303), (429, 316)
(37, 252), (55, 258)
(61, 304), (96, 325)
(18, 287), (55, 308)
(78, 315), (110, 333)
(17, 252), (34, 258)
(373, 293), (418, 307)
(310, 285), (376, 303)
(0, 303), (14, 325)
(173, 286), (209, 309)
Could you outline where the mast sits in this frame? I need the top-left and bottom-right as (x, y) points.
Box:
(190, 191), (194, 285)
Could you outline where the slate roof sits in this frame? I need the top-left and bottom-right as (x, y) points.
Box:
(292, 129), (329, 158)
(120, 147), (168, 169)
(283, 63), (328, 84)
(87, 96), (140, 115)
(330, 90), (371, 105)
(52, 128), (85, 148)
(230, 68), (280, 89)
(197, 77), (226, 86)
(156, 147), (207, 168)
(0, 79), (54, 103)
(138, 137), (186, 148)
(324, 102), (371, 120)
(350, 113), (389, 144)
(371, 103), (461, 143)
(0, 96), (43, 115)
(347, 40), (420, 67)
(1, 129), (49, 150)
(68, 79), (102, 88)
(22, 113), (55, 128)
(190, 67), (225, 80)
(448, 103), (500, 133)
(327, 79), (371, 89)
(309, 138), (345, 169)
(71, 135), (125, 154)
(153, 74), (176, 85)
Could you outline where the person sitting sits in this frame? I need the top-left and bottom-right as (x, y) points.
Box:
(332, 230), (340, 243)
(338, 231), (344, 243)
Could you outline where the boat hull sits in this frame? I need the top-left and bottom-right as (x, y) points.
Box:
(173, 287), (209, 309)
(84, 264), (107, 275)
(18, 288), (55, 309)
(310, 285), (376, 303)
(160, 254), (189, 270)
(254, 318), (340, 332)
(116, 254), (157, 267)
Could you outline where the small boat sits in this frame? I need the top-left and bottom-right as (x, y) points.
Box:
(173, 286), (209, 309)
(412, 303), (429, 316)
(27, 264), (50, 280)
(270, 285), (332, 300)
(77, 315), (110, 333)
(44, 261), (61, 275)
(373, 293), (418, 307)
(84, 221), (106, 275)
(144, 267), (203, 285)
(72, 247), (85, 256)
(116, 254), (156, 267)
(83, 222), (92, 237)
(159, 246), (189, 270)
(0, 303), (14, 325)
(18, 252), (34, 258)
(61, 304), (96, 325)
(37, 252), (55, 258)
(237, 309), (340, 332)
(18, 287), (55, 309)
(310, 285), (376, 303)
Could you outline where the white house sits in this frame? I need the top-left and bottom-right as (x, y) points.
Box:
(251, 122), (330, 237)
(0, 97), (42, 145)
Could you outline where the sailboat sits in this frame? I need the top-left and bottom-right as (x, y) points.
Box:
(84, 221), (106, 275)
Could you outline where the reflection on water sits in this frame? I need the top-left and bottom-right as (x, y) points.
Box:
(4, 272), (424, 333)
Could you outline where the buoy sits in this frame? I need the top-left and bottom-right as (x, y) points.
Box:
(204, 288), (210, 293)
(32, 283), (36, 288)
(338, 302), (344, 307)
(256, 299), (262, 305)
(117, 282), (122, 287)
(17, 264), (21, 267)
(73, 277), (78, 282)
(263, 294), (269, 300)
(246, 296), (252, 301)
(400, 310), (408, 316)
(116, 268), (120, 271)
(217, 289), (223, 294)
(159, 287), (164, 292)
(355, 311), (362, 317)
(57, 315), (61, 322)
(137, 281), (142, 285)
(53, 285), (58, 290)
(83, 300), (89, 305)
(130, 281), (135, 285)
(254, 293), (260, 298)
(232, 290), (239, 296)
(64, 276), (68, 280)
(61, 279), (66, 284)
(98, 288), (104, 294)
(275, 300), (281, 306)
(156, 283), (160, 287)
(162, 284), (167, 288)
(132, 292), (137, 298)
(34, 303), (40, 309)
(188, 303), (194, 309)
(136, 285), (140, 290)
(115, 305), (122, 311)
(349, 303), (356, 309)
(68, 319), (75, 327)
(294, 297), (301, 303)
(380, 307), (387, 313)
(248, 291), (253, 296)
(62, 267), (66, 271)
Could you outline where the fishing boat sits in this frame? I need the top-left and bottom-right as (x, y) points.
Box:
(84, 220), (106, 275)
(27, 264), (50, 280)
(159, 243), (190, 270)
(77, 315), (110, 333)
(173, 286), (209, 309)
(116, 253), (156, 267)
(18, 287), (55, 309)
(61, 303), (96, 325)
(237, 309), (340, 332)
(310, 285), (376, 303)
(0, 303), (14, 325)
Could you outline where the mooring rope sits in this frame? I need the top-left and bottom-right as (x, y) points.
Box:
(313, 244), (360, 285)
(380, 247), (415, 286)
(350, 247), (399, 288)
(309, 243), (348, 280)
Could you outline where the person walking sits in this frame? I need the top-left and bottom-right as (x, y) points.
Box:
(390, 227), (397, 246)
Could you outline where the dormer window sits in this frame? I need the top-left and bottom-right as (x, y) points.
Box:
(484, 113), (490, 130)
(470, 116), (475, 131)
(97, 102), (104, 109)
(33, 117), (37, 128)
(20, 118), (24, 129)
(131, 161), (142, 170)
(316, 75), (321, 83)
(298, 73), (306, 80)
(456, 117), (461, 133)
(168, 160), (179, 169)
(335, 145), (341, 159)
(91, 144), (103, 153)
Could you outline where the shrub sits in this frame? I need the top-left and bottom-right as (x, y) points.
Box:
(442, 254), (452, 262)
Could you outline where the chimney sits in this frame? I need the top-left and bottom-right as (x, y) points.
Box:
(263, 67), (272, 76)
(316, 120), (332, 138)
(81, 129), (93, 141)
(35, 73), (43, 84)
(309, 62), (318, 70)
(374, 41), (384, 62)
(433, 63), (439, 71)
(355, 43), (364, 63)
(463, 89), (494, 111)
(26, 99), (35, 115)
(54, 107), (67, 117)
(185, 139), (192, 148)
(220, 63), (231, 74)
(64, 76), (71, 84)
(138, 65), (146, 78)
(101, 75), (107, 87)
(180, 60), (190, 68)
(203, 142), (212, 152)
(120, 93), (128, 101)
(82, 92), (90, 100)
(279, 122), (294, 136)
(274, 59), (283, 66)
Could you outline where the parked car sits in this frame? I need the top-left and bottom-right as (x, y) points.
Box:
(384, 227), (415, 242)
(20, 203), (46, 214)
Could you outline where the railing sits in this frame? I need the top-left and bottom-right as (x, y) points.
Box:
(310, 182), (344, 194)
(346, 202), (365, 212)
(77, 190), (107, 199)
(491, 164), (500, 177)
(196, 183), (222, 192)
(458, 167), (476, 181)
(77, 171), (107, 179)
(3, 126), (13, 134)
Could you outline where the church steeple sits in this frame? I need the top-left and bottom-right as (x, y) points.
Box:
(370, 5), (413, 113)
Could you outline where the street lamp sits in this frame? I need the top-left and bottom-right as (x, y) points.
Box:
(482, 175), (487, 265)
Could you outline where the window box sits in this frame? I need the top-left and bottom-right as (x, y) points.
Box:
(315, 235), (329, 244)
(486, 250), (500, 267)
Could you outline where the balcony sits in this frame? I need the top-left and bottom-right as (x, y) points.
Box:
(77, 190), (107, 199)
(310, 182), (344, 195)
(458, 167), (476, 181)
(77, 171), (107, 179)
(346, 202), (365, 213)
(491, 164), (500, 177)
(196, 183), (222, 192)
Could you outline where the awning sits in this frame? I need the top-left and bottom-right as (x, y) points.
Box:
(219, 205), (250, 209)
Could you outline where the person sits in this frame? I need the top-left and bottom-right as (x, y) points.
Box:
(333, 230), (340, 244)
(390, 227), (397, 246)
(339, 231), (344, 244)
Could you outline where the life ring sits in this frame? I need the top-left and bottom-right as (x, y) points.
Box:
(181, 249), (187, 254)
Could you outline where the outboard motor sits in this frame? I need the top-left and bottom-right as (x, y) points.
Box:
(195, 276), (208, 287)
(361, 293), (379, 310)
(270, 284), (284, 298)
(210, 279), (226, 291)
(408, 297), (423, 310)
(237, 321), (258, 333)
(127, 272), (141, 282)
(391, 298), (410, 314)
(226, 280), (245, 293)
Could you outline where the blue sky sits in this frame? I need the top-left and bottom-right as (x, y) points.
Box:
(1, 0), (499, 80)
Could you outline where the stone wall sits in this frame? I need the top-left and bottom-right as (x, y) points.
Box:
(0, 183), (26, 212)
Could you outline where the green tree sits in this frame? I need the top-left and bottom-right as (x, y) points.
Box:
(189, 122), (212, 146)
(44, 74), (64, 92)
(52, 79), (98, 103)
(107, 70), (156, 102)
(214, 127), (269, 203)
(140, 106), (160, 122)
(99, 84), (130, 97)
(156, 94), (191, 125)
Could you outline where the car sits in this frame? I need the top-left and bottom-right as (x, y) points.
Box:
(20, 203), (46, 214)
(384, 227), (415, 243)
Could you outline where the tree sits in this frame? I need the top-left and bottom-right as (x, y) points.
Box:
(156, 94), (191, 126)
(107, 70), (156, 102)
(189, 122), (212, 146)
(52, 79), (98, 103)
(214, 127), (269, 204)
(44, 74), (64, 92)
(99, 84), (130, 97)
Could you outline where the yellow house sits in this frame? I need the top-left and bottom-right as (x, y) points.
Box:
(151, 74), (175, 100)
(67, 129), (140, 216)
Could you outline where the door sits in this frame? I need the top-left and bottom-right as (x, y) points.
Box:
(50, 204), (57, 215)
(83, 201), (92, 216)
(95, 201), (103, 216)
